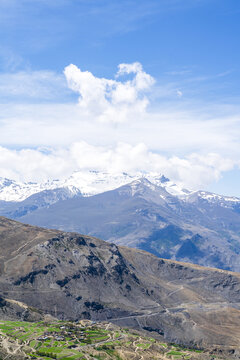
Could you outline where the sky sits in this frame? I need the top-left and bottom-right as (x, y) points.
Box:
(0, 0), (240, 195)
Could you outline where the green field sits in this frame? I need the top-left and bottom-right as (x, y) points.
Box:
(0, 320), (224, 360)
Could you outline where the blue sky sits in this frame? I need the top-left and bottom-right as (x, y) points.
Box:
(0, 0), (240, 195)
(1, 0), (239, 83)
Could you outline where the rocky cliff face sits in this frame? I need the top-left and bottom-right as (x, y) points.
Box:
(0, 216), (240, 350)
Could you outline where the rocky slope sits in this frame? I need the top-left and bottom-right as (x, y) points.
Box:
(0, 296), (44, 322)
(0, 217), (240, 350)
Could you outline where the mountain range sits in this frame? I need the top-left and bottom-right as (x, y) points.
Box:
(1, 216), (240, 351)
(0, 171), (190, 201)
(1, 171), (240, 272)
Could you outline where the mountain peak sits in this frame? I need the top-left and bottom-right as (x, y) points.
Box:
(127, 177), (157, 196)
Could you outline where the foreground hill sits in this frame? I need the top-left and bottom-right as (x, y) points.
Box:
(4, 178), (240, 272)
(0, 217), (240, 351)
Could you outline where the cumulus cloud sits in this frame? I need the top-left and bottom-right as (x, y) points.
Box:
(64, 62), (154, 123)
(0, 142), (236, 190)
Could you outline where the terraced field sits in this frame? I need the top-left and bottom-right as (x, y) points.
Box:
(0, 320), (232, 360)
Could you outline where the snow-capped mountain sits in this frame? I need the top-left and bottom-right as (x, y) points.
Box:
(0, 171), (191, 202)
(63, 171), (193, 198)
(1, 170), (240, 212)
(146, 174), (191, 197)
(184, 190), (240, 209)
(62, 170), (138, 197)
(0, 177), (79, 202)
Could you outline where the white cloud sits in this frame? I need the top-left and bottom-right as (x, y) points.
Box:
(64, 62), (154, 123)
(0, 142), (236, 190)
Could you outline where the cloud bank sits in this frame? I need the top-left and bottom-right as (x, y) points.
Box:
(0, 142), (235, 190)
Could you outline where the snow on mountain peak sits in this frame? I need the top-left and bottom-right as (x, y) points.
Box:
(127, 178), (157, 196)
(0, 170), (192, 202)
(184, 189), (240, 208)
(0, 177), (79, 202)
(1, 170), (239, 208)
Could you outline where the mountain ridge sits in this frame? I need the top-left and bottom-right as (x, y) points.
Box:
(0, 171), (194, 201)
